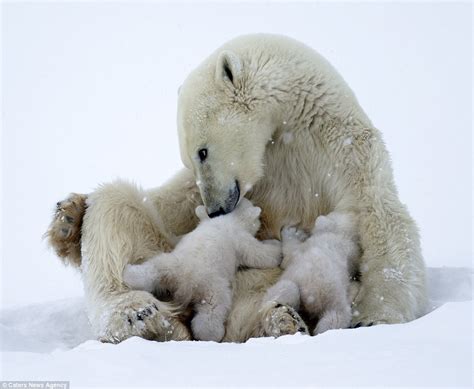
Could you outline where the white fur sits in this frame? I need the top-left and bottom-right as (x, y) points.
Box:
(123, 199), (281, 342)
(264, 212), (359, 335)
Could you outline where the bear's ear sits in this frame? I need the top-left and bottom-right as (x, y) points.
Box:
(195, 205), (209, 221)
(215, 50), (242, 88)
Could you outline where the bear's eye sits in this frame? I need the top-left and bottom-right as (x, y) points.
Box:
(198, 148), (208, 162)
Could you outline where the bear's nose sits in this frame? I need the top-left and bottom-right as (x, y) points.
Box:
(208, 207), (227, 218)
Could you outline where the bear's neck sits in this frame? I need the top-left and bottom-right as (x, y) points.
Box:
(248, 69), (371, 239)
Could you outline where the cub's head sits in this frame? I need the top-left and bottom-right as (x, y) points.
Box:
(195, 198), (262, 236)
(177, 49), (277, 217)
(230, 198), (262, 236)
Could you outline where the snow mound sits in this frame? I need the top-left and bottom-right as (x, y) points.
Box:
(0, 298), (93, 353)
(0, 267), (472, 386)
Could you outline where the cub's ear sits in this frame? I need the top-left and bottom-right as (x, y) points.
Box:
(215, 50), (242, 88)
(254, 206), (262, 218)
(195, 205), (209, 221)
(247, 206), (261, 220)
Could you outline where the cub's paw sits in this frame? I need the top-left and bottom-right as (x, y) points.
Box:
(314, 309), (352, 335)
(191, 313), (225, 342)
(261, 302), (309, 337)
(261, 239), (281, 249)
(281, 226), (308, 242)
(97, 291), (191, 343)
(261, 239), (283, 266)
(45, 193), (87, 267)
(123, 264), (155, 292)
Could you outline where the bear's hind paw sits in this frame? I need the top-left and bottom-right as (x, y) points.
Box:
(261, 302), (309, 338)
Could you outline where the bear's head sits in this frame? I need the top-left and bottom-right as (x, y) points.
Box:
(177, 48), (279, 218)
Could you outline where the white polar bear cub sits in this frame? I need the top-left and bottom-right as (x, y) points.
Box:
(263, 212), (359, 335)
(123, 198), (282, 342)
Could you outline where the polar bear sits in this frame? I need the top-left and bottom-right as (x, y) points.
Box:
(263, 212), (359, 335)
(46, 34), (427, 343)
(123, 199), (283, 341)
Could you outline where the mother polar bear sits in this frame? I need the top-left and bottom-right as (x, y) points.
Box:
(48, 34), (427, 343)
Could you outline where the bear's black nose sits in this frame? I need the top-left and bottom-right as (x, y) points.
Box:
(208, 207), (227, 218)
(206, 180), (240, 218)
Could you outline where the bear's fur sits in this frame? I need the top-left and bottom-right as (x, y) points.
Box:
(46, 34), (427, 343)
(123, 198), (282, 341)
(263, 212), (359, 335)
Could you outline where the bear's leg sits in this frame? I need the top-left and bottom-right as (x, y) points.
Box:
(350, 192), (427, 326)
(45, 168), (202, 268)
(82, 180), (191, 343)
(191, 287), (232, 342)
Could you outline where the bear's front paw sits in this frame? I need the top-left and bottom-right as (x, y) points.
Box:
(97, 291), (191, 343)
(351, 289), (407, 328)
(45, 193), (87, 267)
(261, 302), (309, 337)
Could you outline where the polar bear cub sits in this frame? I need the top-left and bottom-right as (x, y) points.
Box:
(123, 198), (282, 342)
(263, 212), (359, 335)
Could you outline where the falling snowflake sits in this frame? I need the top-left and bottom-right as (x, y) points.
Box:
(343, 137), (353, 146)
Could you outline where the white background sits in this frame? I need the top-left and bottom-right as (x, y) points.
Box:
(2, 1), (472, 308)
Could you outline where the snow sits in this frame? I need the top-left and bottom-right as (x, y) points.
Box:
(0, 268), (472, 387)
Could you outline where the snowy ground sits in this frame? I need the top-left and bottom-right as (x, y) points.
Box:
(0, 267), (472, 387)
